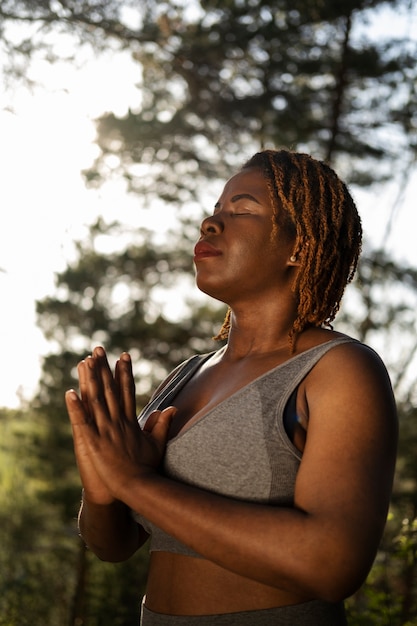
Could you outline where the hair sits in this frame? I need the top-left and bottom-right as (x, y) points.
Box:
(214, 149), (362, 348)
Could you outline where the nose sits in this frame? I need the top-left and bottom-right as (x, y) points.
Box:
(200, 213), (224, 236)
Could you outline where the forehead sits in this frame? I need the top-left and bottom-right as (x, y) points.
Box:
(219, 167), (270, 201)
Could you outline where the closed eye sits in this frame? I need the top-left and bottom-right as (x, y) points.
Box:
(210, 207), (252, 217)
(213, 192), (262, 216)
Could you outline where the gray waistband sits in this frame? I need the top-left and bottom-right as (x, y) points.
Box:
(140, 599), (347, 625)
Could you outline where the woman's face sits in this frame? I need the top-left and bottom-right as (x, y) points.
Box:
(194, 167), (297, 306)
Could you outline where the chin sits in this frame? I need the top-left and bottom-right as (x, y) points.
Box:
(196, 279), (229, 304)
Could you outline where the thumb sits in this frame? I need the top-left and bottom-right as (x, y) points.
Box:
(146, 406), (177, 446)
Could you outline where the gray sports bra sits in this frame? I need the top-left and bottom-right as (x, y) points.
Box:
(132, 336), (355, 557)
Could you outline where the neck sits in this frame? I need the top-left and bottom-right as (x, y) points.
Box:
(223, 307), (296, 360)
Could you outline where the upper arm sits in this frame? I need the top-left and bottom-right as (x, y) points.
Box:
(294, 342), (398, 593)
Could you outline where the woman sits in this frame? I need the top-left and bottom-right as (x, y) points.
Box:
(66, 150), (398, 625)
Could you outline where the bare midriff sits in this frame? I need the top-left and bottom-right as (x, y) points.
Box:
(144, 552), (310, 615)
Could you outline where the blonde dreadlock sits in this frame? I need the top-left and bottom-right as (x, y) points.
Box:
(214, 150), (362, 348)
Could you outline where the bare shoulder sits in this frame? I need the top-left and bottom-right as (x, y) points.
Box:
(304, 335), (398, 434)
(297, 328), (395, 406)
(310, 335), (395, 398)
(298, 334), (398, 503)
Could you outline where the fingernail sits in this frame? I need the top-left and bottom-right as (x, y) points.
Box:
(121, 352), (131, 362)
(95, 346), (105, 356)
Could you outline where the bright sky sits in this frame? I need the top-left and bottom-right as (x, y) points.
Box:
(0, 9), (416, 409)
(0, 47), (159, 407)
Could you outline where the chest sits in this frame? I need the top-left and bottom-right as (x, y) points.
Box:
(168, 354), (294, 439)
(164, 370), (303, 505)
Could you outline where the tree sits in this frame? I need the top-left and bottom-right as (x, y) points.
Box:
(2, 0), (417, 622)
(0, 407), (78, 625)
(32, 220), (224, 625)
(35, 219), (224, 411)
(1, 1), (416, 193)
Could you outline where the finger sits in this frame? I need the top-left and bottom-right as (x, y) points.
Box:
(82, 355), (116, 427)
(115, 352), (137, 421)
(145, 406), (177, 447)
(142, 409), (162, 433)
(114, 354), (122, 397)
(65, 388), (92, 428)
(79, 355), (106, 421)
(65, 390), (112, 498)
(78, 360), (92, 417)
(91, 346), (121, 419)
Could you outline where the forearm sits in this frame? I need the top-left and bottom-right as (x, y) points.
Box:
(118, 473), (370, 602)
(78, 491), (148, 562)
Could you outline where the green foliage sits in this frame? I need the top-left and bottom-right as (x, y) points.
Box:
(0, 408), (151, 625)
(346, 507), (417, 624)
(0, 408), (78, 625)
(35, 220), (225, 415)
(85, 0), (416, 196)
(27, 221), (223, 625)
(338, 248), (417, 404)
(2, 0), (417, 623)
(67, 541), (150, 626)
(2, 0), (416, 195)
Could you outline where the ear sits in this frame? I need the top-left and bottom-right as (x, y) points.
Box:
(288, 244), (302, 267)
(288, 238), (309, 266)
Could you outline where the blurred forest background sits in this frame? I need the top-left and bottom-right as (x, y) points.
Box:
(1, 0), (417, 624)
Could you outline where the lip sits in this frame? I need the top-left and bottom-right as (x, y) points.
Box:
(193, 241), (222, 260)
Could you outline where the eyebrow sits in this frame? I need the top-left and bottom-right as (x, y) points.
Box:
(214, 193), (262, 209)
